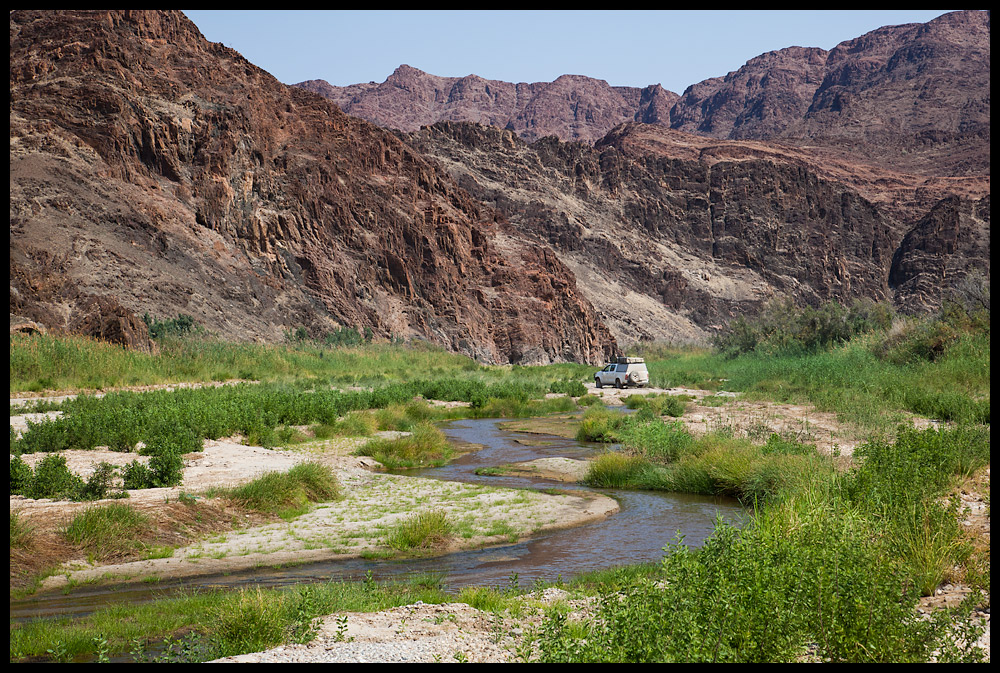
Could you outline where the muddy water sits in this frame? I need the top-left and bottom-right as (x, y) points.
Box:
(10, 414), (743, 623)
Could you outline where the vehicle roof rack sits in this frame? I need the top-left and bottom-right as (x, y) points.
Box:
(616, 356), (645, 364)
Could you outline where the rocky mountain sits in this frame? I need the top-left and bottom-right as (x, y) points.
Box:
(309, 12), (988, 180)
(296, 66), (680, 144)
(9, 10), (616, 364)
(9, 10), (990, 360)
(670, 10), (991, 177)
(889, 196), (992, 312)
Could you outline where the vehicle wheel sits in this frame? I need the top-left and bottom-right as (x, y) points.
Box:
(595, 378), (602, 389)
(615, 379), (623, 389)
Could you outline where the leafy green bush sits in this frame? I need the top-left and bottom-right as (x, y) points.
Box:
(549, 379), (587, 397)
(713, 298), (894, 358)
(26, 454), (84, 500)
(534, 487), (985, 663)
(10, 455), (33, 496)
(223, 462), (340, 519)
(584, 452), (650, 489)
(576, 408), (629, 442)
(356, 423), (453, 470)
(122, 460), (154, 490)
(142, 313), (198, 340)
(78, 462), (126, 500)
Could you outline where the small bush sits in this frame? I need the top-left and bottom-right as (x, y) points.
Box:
(122, 460), (154, 490)
(10, 455), (33, 496)
(576, 408), (629, 443)
(142, 313), (198, 340)
(713, 297), (894, 358)
(27, 454), (84, 500)
(211, 587), (289, 658)
(585, 452), (648, 489)
(356, 423), (453, 469)
(549, 379), (587, 397)
(78, 461), (126, 500)
(148, 449), (184, 487)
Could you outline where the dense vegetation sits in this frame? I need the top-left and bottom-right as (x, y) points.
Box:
(9, 287), (990, 662)
(533, 290), (990, 662)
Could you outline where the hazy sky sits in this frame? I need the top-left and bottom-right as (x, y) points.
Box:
(184, 10), (955, 93)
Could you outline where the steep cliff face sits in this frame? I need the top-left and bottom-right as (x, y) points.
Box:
(409, 121), (912, 345)
(9, 10), (616, 364)
(889, 196), (992, 312)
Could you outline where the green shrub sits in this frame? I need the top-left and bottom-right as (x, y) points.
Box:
(713, 298), (894, 358)
(386, 510), (452, 551)
(142, 313), (198, 340)
(78, 462), (125, 500)
(210, 587), (289, 658)
(224, 462), (340, 519)
(576, 408), (629, 442)
(584, 452), (649, 489)
(356, 423), (453, 469)
(549, 379), (587, 397)
(148, 450), (184, 488)
(10, 455), (33, 496)
(534, 488), (982, 663)
(122, 460), (154, 490)
(616, 418), (694, 462)
(27, 454), (84, 500)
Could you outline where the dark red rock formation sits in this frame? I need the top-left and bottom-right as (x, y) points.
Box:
(70, 295), (158, 353)
(10, 10), (616, 363)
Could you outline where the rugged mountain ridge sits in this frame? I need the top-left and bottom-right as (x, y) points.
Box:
(306, 11), (988, 179)
(10, 10), (616, 364)
(671, 10), (991, 177)
(296, 65), (680, 144)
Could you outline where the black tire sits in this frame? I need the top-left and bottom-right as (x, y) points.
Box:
(615, 379), (623, 389)
(595, 378), (603, 389)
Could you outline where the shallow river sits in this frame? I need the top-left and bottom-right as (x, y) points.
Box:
(10, 414), (744, 623)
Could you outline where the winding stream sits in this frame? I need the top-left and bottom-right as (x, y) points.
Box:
(10, 414), (744, 623)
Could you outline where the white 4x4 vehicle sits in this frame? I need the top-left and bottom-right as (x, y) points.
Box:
(595, 357), (649, 389)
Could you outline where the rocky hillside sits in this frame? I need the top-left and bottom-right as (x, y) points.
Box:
(408, 120), (990, 344)
(9, 10), (616, 364)
(296, 65), (680, 144)
(8, 10), (990, 358)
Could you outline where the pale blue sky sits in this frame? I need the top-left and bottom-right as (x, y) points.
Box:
(184, 10), (955, 93)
